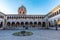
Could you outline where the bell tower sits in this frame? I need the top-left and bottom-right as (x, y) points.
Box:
(18, 5), (26, 15)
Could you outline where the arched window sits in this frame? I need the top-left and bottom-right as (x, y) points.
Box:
(56, 11), (59, 15)
(20, 12), (21, 13)
(23, 12), (24, 14)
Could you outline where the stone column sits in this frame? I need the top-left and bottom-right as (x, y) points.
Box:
(54, 20), (58, 30)
(46, 17), (49, 29)
(3, 16), (7, 29)
(41, 22), (42, 27)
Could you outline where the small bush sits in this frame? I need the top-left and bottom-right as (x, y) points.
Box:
(12, 31), (33, 36)
(21, 31), (26, 34)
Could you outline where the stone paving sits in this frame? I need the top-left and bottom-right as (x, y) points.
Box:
(0, 29), (60, 40)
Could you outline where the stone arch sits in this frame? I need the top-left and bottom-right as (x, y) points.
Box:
(16, 22), (20, 26)
(38, 22), (41, 26)
(0, 22), (3, 28)
(29, 22), (33, 26)
(33, 22), (37, 27)
(21, 22), (24, 26)
(30, 22), (33, 25)
(7, 22), (10, 26)
(34, 22), (37, 25)
(25, 22), (29, 25)
(42, 22), (46, 27)
(38, 22), (41, 25)
(11, 22), (15, 26)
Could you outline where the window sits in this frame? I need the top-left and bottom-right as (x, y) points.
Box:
(54, 13), (56, 16)
(20, 12), (21, 13)
(59, 9), (60, 13)
(57, 11), (59, 14)
(21, 8), (23, 11)
(23, 12), (24, 14)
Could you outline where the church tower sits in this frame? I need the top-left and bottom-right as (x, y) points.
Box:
(18, 5), (26, 15)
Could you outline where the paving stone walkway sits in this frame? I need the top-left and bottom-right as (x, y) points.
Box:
(0, 30), (60, 40)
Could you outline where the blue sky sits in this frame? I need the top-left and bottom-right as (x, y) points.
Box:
(0, 0), (60, 15)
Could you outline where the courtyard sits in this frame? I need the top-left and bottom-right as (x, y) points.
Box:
(0, 29), (60, 40)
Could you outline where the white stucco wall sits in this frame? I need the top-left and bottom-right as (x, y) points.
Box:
(48, 14), (60, 21)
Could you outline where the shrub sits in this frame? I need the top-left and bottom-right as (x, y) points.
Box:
(12, 31), (33, 36)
